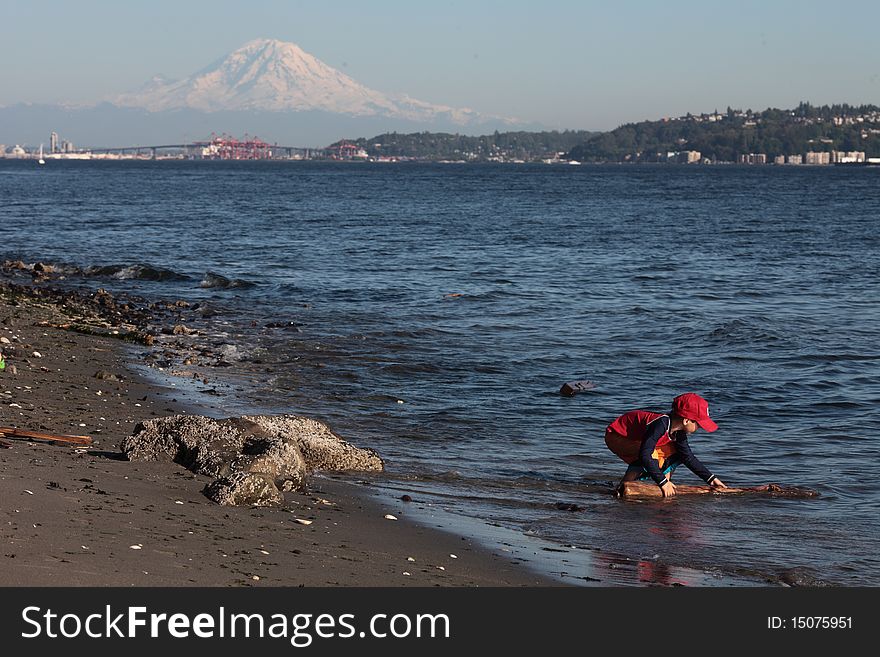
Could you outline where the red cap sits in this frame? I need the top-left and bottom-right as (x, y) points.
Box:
(672, 393), (718, 432)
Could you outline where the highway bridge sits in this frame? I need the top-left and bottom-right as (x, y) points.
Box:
(85, 142), (326, 160)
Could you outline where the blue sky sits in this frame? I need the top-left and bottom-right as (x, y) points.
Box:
(2, 0), (878, 130)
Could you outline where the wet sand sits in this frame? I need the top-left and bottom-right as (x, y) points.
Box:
(0, 291), (559, 587)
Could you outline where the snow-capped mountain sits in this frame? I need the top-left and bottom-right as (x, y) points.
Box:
(113, 38), (512, 126)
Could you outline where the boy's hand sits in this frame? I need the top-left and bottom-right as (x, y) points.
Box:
(710, 478), (727, 489)
(660, 481), (676, 497)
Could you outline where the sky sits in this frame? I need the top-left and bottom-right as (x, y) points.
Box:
(1, 0), (879, 131)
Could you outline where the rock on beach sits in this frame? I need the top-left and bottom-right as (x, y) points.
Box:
(122, 414), (384, 506)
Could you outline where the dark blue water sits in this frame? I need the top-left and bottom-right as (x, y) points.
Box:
(2, 160), (878, 585)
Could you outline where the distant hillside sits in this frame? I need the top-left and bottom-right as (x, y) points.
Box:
(567, 103), (880, 162)
(0, 103), (529, 150)
(336, 130), (595, 161)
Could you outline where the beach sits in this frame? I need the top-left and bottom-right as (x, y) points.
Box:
(0, 285), (559, 587)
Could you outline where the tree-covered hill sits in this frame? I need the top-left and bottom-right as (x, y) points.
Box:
(332, 130), (595, 161)
(567, 103), (880, 162)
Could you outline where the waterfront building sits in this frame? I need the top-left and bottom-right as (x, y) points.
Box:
(805, 151), (831, 165)
(831, 151), (865, 163)
(739, 153), (767, 164)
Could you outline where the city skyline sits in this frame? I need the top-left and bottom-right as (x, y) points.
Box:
(1, 0), (879, 132)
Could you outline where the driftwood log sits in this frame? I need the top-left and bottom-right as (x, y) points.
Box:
(0, 426), (93, 446)
(618, 481), (818, 500)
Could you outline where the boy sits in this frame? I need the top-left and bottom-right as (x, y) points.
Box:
(605, 392), (727, 498)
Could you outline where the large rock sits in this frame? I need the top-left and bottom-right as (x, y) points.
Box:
(203, 472), (284, 507)
(122, 414), (384, 506)
(241, 415), (384, 471)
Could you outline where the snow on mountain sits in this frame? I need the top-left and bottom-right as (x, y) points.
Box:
(113, 38), (514, 126)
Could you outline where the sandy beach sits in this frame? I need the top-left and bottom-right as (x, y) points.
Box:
(0, 283), (559, 587)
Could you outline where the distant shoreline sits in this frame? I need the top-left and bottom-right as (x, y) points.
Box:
(2, 156), (878, 167)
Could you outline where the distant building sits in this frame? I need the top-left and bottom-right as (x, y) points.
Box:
(831, 150), (865, 163)
(774, 155), (785, 165)
(805, 151), (831, 165)
(786, 154), (803, 165)
(50, 131), (59, 153)
(61, 139), (75, 153)
(664, 150), (701, 163)
(739, 153), (767, 164)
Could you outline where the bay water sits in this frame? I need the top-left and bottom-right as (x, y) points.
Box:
(2, 160), (878, 585)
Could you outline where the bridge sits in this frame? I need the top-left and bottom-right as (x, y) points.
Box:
(85, 141), (327, 160)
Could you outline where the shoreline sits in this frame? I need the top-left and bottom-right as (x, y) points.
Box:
(0, 282), (561, 587)
(0, 278), (778, 587)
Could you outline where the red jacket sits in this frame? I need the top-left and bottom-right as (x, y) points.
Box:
(606, 410), (671, 447)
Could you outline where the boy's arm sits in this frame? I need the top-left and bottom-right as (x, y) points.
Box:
(638, 417), (671, 487)
(674, 434), (720, 484)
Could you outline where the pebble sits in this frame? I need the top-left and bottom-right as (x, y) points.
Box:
(252, 575), (260, 581)
(402, 572), (411, 576)
(450, 554), (458, 559)
(294, 518), (313, 525)
(129, 545), (143, 550)
(407, 557), (416, 562)
(24, 490), (34, 495)
(32, 351), (42, 358)
(384, 514), (398, 521)
(0, 337), (9, 344)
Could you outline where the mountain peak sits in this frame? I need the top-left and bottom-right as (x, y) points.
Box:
(239, 38), (304, 53)
(113, 38), (518, 127)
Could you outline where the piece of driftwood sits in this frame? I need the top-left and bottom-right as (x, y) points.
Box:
(559, 380), (597, 396)
(36, 321), (154, 346)
(618, 481), (818, 500)
(0, 426), (92, 446)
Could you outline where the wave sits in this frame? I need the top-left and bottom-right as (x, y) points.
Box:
(199, 271), (257, 289)
(706, 318), (787, 346)
(83, 263), (192, 282)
